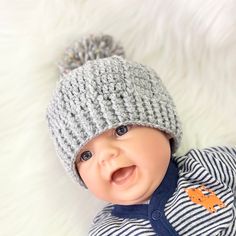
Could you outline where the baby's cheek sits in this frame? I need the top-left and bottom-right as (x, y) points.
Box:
(77, 165), (90, 184)
(87, 180), (110, 202)
(80, 167), (98, 188)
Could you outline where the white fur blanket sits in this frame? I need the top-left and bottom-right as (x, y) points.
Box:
(1, 0), (236, 235)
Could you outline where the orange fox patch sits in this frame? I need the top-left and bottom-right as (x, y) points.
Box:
(185, 185), (226, 213)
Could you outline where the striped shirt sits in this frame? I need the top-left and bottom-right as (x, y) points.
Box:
(89, 146), (236, 236)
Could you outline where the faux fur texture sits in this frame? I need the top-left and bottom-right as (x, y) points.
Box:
(1, 0), (235, 235)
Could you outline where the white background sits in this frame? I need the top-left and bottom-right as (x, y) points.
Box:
(0, 0), (236, 235)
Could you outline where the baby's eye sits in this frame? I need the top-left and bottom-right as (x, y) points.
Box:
(80, 150), (92, 162)
(115, 125), (129, 136)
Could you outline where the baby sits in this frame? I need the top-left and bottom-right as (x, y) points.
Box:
(46, 34), (236, 236)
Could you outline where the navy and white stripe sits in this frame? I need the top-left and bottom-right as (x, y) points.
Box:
(89, 146), (236, 236)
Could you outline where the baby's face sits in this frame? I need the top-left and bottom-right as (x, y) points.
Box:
(76, 125), (171, 205)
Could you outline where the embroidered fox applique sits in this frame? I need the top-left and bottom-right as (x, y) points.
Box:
(185, 185), (226, 213)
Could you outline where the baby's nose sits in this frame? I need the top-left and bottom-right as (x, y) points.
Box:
(97, 143), (120, 166)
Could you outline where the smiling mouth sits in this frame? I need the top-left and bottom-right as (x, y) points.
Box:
(111, 166), (136, 185)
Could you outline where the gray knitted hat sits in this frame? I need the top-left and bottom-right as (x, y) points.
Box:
(46, 34), (182, 186)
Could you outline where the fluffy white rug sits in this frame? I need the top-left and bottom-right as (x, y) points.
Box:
(1, 0), (236, 235)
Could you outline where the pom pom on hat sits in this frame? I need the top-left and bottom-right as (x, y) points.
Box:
(57, 34), (125, 75)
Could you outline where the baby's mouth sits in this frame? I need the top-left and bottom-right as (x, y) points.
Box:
(111, 166), (136, 185)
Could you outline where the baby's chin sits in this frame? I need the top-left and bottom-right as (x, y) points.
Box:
(105, 186), (156, 205)
(92, 175), (162, 205)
